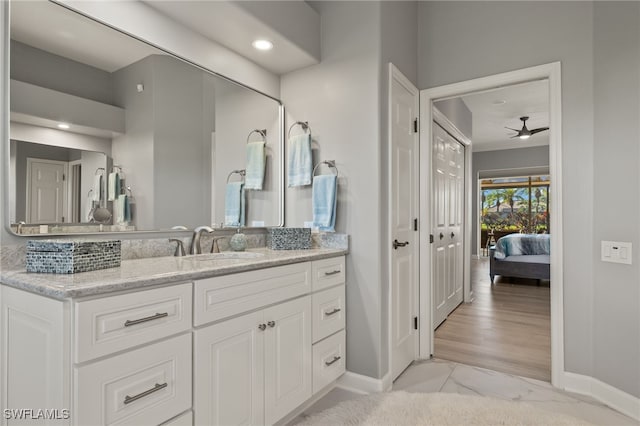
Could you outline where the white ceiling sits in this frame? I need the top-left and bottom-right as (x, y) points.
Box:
(142, 1), (320, 75)
(10, 1), (159, 73)
(460, 80), (550, 152)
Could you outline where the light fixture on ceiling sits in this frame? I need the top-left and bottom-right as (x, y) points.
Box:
(505, 116), (548, 140)
(252, 39), (273, 51)
(57, 123), (70, 130)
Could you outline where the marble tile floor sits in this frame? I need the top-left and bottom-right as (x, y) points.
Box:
(291, 359), (638, 425)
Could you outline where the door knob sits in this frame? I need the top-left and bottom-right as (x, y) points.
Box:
(393, 239), (409, 249)
(258, 324), (266, 331)
(439, 233), (444, 240)
(267, 321), (276, 328)
(451, 232), (455, 238)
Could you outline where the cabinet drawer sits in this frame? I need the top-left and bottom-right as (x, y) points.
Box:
(312, 257), (345, 291)
(74, 283), (192, 363)
(74, 333), (192, 426)
(312, 330), (346, 394)
(312, 285), (345, 343)
(161, 410), (192, 426)
(194, 262), (311, 326)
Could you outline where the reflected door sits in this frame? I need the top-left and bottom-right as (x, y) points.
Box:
(27, 159), (67, 223)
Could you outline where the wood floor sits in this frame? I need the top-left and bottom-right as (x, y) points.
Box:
(434, 257), (551, 382)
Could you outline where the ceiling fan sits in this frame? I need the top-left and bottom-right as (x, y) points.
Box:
(505, 116), (549, 140)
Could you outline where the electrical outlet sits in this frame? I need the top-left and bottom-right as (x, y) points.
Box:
(601, 241), (632, 265)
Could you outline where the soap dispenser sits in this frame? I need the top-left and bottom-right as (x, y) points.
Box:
(230, 228), (248, 251)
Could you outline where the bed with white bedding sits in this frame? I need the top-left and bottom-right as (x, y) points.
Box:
(489, 233), (550, 284)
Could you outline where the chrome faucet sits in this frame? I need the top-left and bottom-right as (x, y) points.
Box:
(169, 239), (186, 257)
(190, 226), (214, 254)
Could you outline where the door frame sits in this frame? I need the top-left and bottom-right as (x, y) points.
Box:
(387, 63), (419, 385)
(419, 62), (564, 387)
(25, 157), (69, 223)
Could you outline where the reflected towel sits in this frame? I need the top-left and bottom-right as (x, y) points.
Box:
(85, 197), (95, 222)
(108, 172), (120, 201)
(225, 182), (245, 227)
(123, 195), (131, 223)
(92, 175), (102, 202)
(287, 133), (312, 187)
(312, 174), (337, 232)
(245, 141), (266, 190)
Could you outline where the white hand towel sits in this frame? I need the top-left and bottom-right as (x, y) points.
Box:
(245, 141), (266, 190)
(288, 133), (312, 187)
(92, 175), (102, 202)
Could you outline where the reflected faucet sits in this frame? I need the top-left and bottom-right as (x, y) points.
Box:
(190, 226), (214, 255)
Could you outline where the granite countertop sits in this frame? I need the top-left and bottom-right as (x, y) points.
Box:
(0, 248), (347, 300)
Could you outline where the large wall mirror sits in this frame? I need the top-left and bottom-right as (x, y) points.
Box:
(6, 0), (284, 235)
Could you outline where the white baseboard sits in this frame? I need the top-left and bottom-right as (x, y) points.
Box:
(337, 371), (389, 394)
(563, 372), (640, 421)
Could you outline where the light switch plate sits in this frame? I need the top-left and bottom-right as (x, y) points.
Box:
(601, 241), (632, 264)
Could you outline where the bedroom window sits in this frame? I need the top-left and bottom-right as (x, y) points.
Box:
(480, 175), (550, 238)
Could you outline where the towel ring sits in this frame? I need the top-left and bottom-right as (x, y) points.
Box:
(95, 167), (105, 175)
(287, 121), (312, 140)
(227, 169), (246, 183)
(125, 186), (134, 197)
(312, 160), (339, 177)
(246, 129), (267, 144)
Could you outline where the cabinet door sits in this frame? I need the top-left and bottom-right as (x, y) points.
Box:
(194, 311), (264, 426)
(264, 297), (312, 425)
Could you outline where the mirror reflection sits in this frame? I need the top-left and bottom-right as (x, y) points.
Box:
(7, 0), (283, 235)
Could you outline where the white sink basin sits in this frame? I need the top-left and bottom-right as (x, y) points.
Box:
(192, 252), (265, 261)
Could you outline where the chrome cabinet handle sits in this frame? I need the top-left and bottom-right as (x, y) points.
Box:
(258, 324), (267, 331)
(124, 382), (167, 405)
(124, 312), (168, 327)
(324, 308), (341, 316)
(324, 270), (341, 276)
(325, 356), (341, 366)
(267, 321), (276, 328)
(393, 239), (409, 249)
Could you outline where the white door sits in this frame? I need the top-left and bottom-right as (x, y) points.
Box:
(264, 296), (312, 425)
(27, 159), (67, 223)
(389, 64), (420, 381)
(194, 310), (265, 426)
(433, 123), (465, 328)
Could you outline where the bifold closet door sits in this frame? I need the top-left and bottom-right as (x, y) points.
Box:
(433, 123), (465, 328)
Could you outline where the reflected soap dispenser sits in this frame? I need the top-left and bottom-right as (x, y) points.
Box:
(230, 228), (248, 251)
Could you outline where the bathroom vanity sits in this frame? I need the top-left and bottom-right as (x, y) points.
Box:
(0, 249), (347, 425)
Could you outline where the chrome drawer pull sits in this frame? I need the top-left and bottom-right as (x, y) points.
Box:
(324, 270), (341, 276)
(324, 308), (341, 316)
(124, 382), (167, 405)
(325, 356), (341, 366)
(124, 312), (169, 327)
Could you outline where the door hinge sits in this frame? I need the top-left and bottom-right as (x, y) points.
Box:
(413, 316), (419, 330)
(413, 118), (418, 133)
(429, 234), (434, 244)
(413, 218), (418, 231)
(62, 174), (66, 181)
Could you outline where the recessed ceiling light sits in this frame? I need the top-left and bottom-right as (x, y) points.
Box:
(252, 39), (273, 51)
(57, 123), (70, 129)
(492, 100), (506, 106)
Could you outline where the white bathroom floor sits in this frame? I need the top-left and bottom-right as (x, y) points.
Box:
(291, 359), (638, 425)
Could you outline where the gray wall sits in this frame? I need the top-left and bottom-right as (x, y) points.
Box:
(592, 2), (640, 398)
(434, 98), (472, 140)
(419, 1), (639, 398)
(282, 0), (418, 380)
(10, 40), (113, 104)
(471, 146), (550, 255)
(282, 1), (383, 378)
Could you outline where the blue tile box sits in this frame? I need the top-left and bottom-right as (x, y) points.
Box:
(267, 228), (311, 250)
(26, 239), (121, 274)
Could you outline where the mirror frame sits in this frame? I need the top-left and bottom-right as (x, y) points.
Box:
(4, 0), (285, 237)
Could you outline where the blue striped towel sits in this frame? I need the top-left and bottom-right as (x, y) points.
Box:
(224, 182), (245, 227)
(288, 133), (312, 187)
(245, 141), (266, 190)
(312, 175), (337, 232)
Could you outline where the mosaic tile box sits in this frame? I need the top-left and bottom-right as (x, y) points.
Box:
(26, 240), (121, 274)
(266, 228), (311, 250)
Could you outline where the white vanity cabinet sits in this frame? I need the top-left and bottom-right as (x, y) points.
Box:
(0, 254), (346, 426)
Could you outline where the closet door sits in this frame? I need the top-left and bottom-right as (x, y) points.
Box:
(433, 123), (465, 328)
